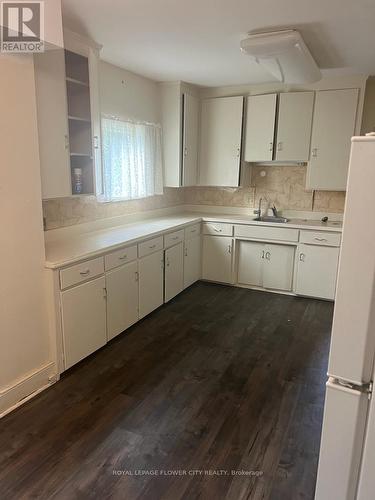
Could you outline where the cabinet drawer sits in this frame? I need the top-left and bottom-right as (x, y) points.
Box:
(138, 235), (164, 258)
(299, 231), (341, 247)
(184, 223), (201, 240)
(234, 224), (299, 242)
(202, 222), (233, 236)
(60, 257), (104, 290)
(164, 229), (184, 248)
(104, 245), (137, 271)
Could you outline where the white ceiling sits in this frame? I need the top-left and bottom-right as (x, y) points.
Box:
(62, 0), (375, 86)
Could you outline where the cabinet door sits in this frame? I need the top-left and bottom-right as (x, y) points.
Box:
(184, 235), (201, 289)
(275, 92), (314, 162)
(295, 245), (340, 300)
(88, 47), (103, 195)
(34, 49), (71, 199)
(61, 276), (107, 369)
(202, 236), (233, 283)
(165, 242), (184, 302)
(263, 244), (295, 291)
(199, 96), (243, 186)
(307, 89), (359, 190)
(237, 241), (263, 287)
(106, 261), (139, 340)
(182, 93), (199, 186)
(244, 93), (277, 162)
(139, 250), (164, 318)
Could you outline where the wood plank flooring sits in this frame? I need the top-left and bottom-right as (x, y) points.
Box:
(0, 283), (333, 500)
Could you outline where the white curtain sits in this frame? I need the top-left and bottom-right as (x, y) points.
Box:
(101, 117), (163, 202)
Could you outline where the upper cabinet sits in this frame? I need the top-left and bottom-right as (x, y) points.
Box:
(307, 89), (359, 191)
(244, 93), (277, 162)
(34, 30), (102, 199)
(244, 91), (314, 163)
(182, 93), (199, 186)
(160, 82), (199, 187)
(275, 92), (314, 162)
(199, 96), (244, 186)
(34, 49), (71, 199)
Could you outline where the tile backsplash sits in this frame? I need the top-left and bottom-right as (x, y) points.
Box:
(43, 165), (346, 230)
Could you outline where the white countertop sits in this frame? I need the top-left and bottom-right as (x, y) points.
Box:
(44, 211), (343, 269)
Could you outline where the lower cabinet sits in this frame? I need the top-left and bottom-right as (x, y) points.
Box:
(295, 244), (340, 300)
(165, 242), (184, 302)
(61, 276), (107, 369)
(202, 235), (233, 283)
(183, 235), (201, 289)
(106, 260), (139, 340)
(138, 250), (164, 319)
(238, 241), (295, 291)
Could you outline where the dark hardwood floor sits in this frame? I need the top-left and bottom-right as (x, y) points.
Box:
(0, 282), (333, 500)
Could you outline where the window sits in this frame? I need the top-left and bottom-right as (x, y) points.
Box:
(100, 117), (163, 202)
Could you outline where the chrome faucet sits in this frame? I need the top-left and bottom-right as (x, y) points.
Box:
(254, 197), (262, 216)
(271, 204), (278, 217)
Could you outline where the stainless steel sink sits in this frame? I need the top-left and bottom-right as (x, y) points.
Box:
(254, 216), (289, 223)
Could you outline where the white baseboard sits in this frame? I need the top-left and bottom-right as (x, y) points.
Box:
(0, 362), (57, 418)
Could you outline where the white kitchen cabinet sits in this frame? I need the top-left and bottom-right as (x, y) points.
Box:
(238, 241), (295, 291)
(34, 49), (71, 199)
(295, 244), (340, 300)
(202, 236), (233, 283)
(263, 244), (295, 291)
(199, 96), (244, 186)
(165, 242), (184, 302)
(182, 93), (199, 186)
(138, 250), (164, 318)
(61, 276), (107, 369)
(160, 83), (199, 187)
(307, 88), (359, 191)
(244, 93), (277, 162)
(238, 241), (263, 287)
(106, 261), (139, 340)
(184, 235), (201, 289)
(275, 92), (314, 162)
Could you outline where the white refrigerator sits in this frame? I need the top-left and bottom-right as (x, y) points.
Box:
(315, 135), (375, 500)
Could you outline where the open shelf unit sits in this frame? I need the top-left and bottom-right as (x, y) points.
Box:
(65, 50), (94, 195)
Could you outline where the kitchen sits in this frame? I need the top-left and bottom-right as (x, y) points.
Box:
(1, 1), (375, 499)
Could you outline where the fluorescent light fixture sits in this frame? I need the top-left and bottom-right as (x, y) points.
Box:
(240, 30), (321, 84)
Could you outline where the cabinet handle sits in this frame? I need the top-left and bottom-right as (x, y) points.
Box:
(190, 229), (197, 233)
(312, 148), (318, 158)
(172, 236), (179, 240)
(269, 141), (273, 152)
(314, 237), (327, 242)
(184, 147), (188, 157)
(277, 142), (283, 152)
(236, 147), (240, 158)
(261, 250), (265, 259)
(166, 258), (170, 267)
(103, 287), (107, 298)
(119, 254), (127, 260)
(265, 251), (271, 260)
(299, 253), (306, 262)
(228, 244), (232, 254)
(64, 134), (69, 150)
(212, 226), (222, 233)
(184, 247), (188, 257)
(135, 271), (139, 282)
(79, 269), (90, 276)
(93, 135), (99, 149)
(149, 244), (156, 249)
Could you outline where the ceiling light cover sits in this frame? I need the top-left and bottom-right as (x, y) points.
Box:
(240, 30), (321, 84)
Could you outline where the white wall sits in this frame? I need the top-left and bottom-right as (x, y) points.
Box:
(0, 54), (54, 416)
(99, 60), (161, 123)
